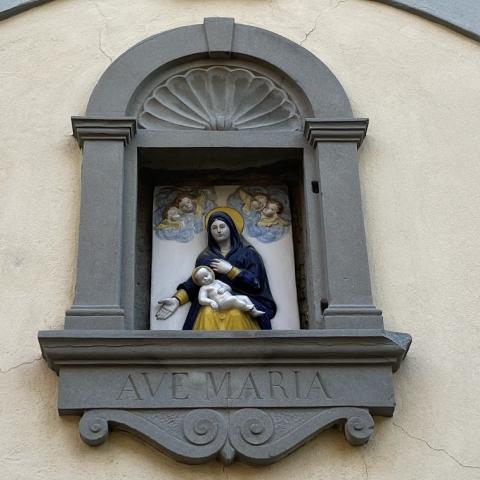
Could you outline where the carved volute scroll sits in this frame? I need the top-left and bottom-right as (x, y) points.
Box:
(138, 66), (302, 131)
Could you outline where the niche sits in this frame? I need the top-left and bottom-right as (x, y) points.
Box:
(134, 147), (309, 330)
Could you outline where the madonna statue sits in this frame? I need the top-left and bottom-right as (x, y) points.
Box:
(156, 207), (276, 330)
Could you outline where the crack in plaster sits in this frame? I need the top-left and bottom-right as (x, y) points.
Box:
(392, 422), (480, 471)
(268, 0), (276, 17)
(0, 356), (42, 374)
(45, 342), (387, 348)
(299, 0), (351, 44)
(89, 0), (113, 64)
(362, 452), (369, 480)
(222, 464), (230, 480)
(299, 12), (321, 46)
(332, 0), (350, 9)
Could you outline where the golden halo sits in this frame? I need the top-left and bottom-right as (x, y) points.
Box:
(204, 206), (245, 233)
(191, 265), (215, 285)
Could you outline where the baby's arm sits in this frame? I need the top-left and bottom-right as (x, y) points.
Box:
(198, 286), (219, 309)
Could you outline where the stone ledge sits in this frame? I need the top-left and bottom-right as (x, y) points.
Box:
(38, 329), (411, 373)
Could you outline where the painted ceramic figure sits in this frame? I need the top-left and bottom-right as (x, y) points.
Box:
(156, 208), (276, 330)
(239, 189), (268, 216)
(153, 188), (216, 242)
(193, 265), (265, 317)
(173, 193), (203, 215)
(258, 199), (290, 228)
(155, 206), (183, 230)
(227, 186), (291, 243)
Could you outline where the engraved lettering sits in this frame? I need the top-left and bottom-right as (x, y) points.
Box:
(116, 369), (333, 404)
(117, 374), (143, 400)
(268, 370), (288, 398)
(141, 372), (167, 397)
(306, 371), (331, 399)
(172, 372), (189, 399)
(236, 372), (263, 399)
(206, 371), (232, 399)
(294, 370), (301, 399)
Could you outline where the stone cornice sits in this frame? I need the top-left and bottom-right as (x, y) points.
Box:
(71, 117), (137, 147)
(304, 118), (369, 149)
(38, 329), (411, 373)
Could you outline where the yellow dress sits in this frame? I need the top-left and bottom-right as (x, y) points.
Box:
(193, 306), (260, 331)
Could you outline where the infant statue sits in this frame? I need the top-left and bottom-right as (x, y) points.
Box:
(192, 266), (265, 317)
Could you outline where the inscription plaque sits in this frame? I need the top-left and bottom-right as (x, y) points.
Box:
(60, 366), (395, 411)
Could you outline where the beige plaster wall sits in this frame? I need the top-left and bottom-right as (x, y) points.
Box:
(1, 1), (479, 479)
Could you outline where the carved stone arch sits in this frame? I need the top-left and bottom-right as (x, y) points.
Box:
(40, 18), (411, 465)
(85, 20), (352, 118)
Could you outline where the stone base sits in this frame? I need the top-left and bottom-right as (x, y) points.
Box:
(38, 329), (410, 464)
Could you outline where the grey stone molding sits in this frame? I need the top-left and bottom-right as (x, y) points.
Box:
(204, 17), (235, 58)
(0, 0), (52, 21)
(373, 0), (480, 42)
(138, 66), (302, 132)
(67, 116), (137, 330)
(86, 21), (352, 117)
(304, 119), (369, 148)
(78, 407), (374, 465)
(71, 117), (137, 147)
(39, 330), (410, 375)
(39, 329), (410, 464)
(39, 18), (411, 464)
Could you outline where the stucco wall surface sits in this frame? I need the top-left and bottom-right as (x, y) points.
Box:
(1, 1), (479, 479)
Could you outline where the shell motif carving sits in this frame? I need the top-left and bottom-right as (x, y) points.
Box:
(138, 66), (302, 131)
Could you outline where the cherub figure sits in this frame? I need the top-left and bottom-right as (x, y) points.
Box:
(239, 189), (268, 215)
(192, 265), (265, 317)
(258, 199), (290, 227)
(174, 191), (207, 216)
(153, 187), (217, 243)
(174, 195), (196, 214)
(155, 206), (183, 230)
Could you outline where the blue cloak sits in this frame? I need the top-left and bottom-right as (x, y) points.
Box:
(178, 212), (276, 330)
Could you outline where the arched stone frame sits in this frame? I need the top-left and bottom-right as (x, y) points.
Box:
(67, 18), (379, 331)
(39, 19), (411, 464)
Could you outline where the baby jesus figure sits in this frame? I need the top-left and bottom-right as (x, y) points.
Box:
(192, 266), (265, 317)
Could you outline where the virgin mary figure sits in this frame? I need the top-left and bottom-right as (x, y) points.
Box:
(156, 208), (276, 330)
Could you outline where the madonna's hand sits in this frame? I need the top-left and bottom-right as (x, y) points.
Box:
(156, 297), (180, 320)
(210, 259), (233, 274)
